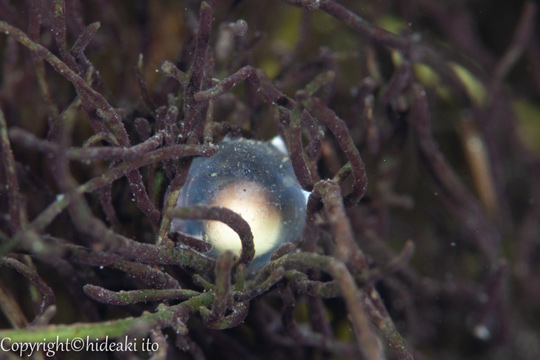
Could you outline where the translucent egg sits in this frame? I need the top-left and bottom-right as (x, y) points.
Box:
(171, 137), (308, 271)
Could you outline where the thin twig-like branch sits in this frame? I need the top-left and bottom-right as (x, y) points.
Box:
(0, 291), (214, 343)
(52, 0), (78, 70)
(137, 54), (156, 110)
(0, 108), (23, 234)
(168, 206), (255, 266)
(0, 257), (56, 324)
(411, 84), (499, 262)
(28, 0), (59, 120)
(83, 285), (200, 305)
(299, 95), (368, 204)
(150, 328), (168, 360)
(195, 66), (259, 101)
(183, 1), (212, 142)
(316, 180), (368, 271)
(70, 22), (100, 61)
(9, 127), (164, 161)
(289, 106), (314, 189)
(209, 251), (234, 320)
(329, 261), (384, 359)
(235, 267), (285, 301)
(0, 20), (162, 224)
(19, 143), (217, 237)
(161, 60), (189, 85)
(493, 2), (538, 85)
(0, 278), (28, 328)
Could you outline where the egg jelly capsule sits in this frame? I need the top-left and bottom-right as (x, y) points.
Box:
(171, 137), (309, 271)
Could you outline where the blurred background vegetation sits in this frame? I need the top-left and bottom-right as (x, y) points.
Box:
(1, 0), (540, 359)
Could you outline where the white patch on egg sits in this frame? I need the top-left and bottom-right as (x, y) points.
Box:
(204, 181), (281, 256)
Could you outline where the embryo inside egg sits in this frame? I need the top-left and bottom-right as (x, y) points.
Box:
(171, 137), (308, 270)
(205, 181), (282, 255)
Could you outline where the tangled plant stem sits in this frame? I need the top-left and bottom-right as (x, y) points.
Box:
(0, 0), (538, 359)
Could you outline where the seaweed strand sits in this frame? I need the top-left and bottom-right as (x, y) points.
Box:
(0, 20), (161, 224)
(0, 108), (23, 234)
(168, 206), (255, 266)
